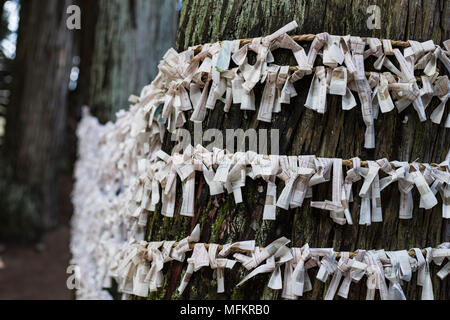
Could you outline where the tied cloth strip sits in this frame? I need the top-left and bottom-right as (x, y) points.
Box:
(128, 145), (450, 224)
(112, 230), (450, 300)
(153, 22), (450, 150)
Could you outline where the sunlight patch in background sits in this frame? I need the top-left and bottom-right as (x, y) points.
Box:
(1, 0), (19, 59)
(0, 0), (19, 138)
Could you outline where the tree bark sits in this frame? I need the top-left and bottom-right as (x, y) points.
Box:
(88, 0), (178, 124)
(146, 0), (450, 300)
(0, 0), (74, 240)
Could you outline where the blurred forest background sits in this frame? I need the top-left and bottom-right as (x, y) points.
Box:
(0, 0), (179, 299)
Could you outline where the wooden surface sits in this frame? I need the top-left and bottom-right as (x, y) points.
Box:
(145, 0), (450, 300)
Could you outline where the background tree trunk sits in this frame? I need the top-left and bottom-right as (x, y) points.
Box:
(146, 0), (450, 300)
(88, 0), (178, 124)
(0, 0), (74, 241)
(64, 0), (179, 239)
(69, 0), (177, 297)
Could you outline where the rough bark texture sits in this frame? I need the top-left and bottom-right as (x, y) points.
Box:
(0, 0), (74, 240)
(146, 0), (450, 300)
(88, 0), (178, 124)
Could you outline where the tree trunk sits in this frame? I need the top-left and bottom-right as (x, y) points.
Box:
(88, 0), (178, 124)
(73, 0), (177, 298)
(0, 0), (74, 240)
(146, 0), (449, 300)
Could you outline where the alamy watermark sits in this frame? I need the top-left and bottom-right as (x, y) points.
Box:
(366, 5), (381, 30)
(171, 124), (280, 155)
(66, 5), (81, 30)
(66, 265), (81, 290)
